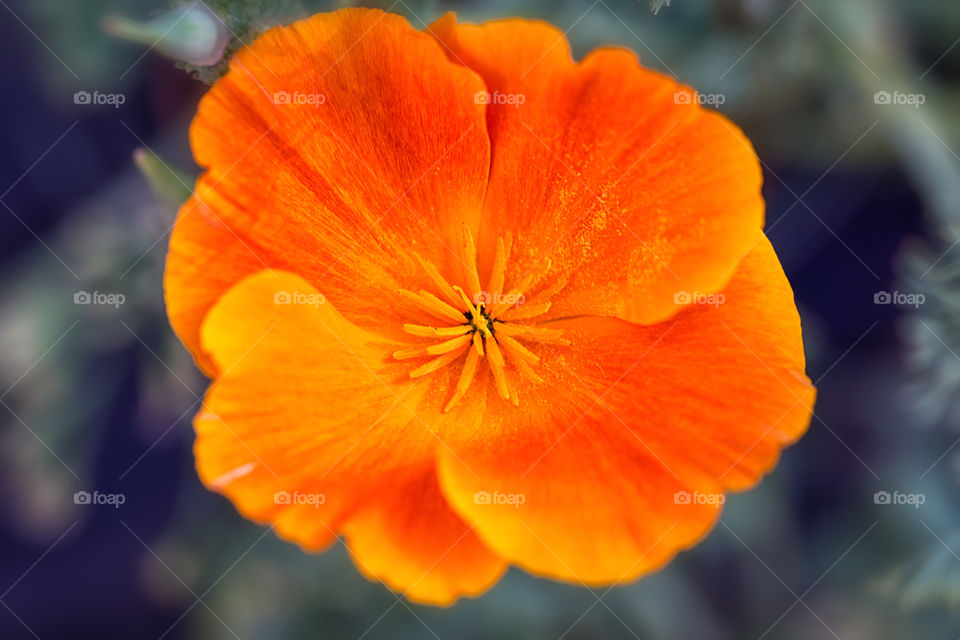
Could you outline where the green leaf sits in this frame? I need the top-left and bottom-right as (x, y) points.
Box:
(133, 148), (193, 210)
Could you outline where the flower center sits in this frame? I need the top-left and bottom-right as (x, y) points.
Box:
(393, 225), (569, 413)
(467, 306), (495, 337)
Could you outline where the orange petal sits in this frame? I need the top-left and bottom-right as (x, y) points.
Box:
(436, 237), (814, 584)
(195, 270), (494, 583)
(429, 14), (764, 325)
(165, 8), (491, 374)
(341, 468), (506, 605)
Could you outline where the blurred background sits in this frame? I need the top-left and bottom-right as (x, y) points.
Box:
(1, 0), (959, 638)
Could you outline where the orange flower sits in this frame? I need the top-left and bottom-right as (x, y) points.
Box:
(164, 8), (816, 605)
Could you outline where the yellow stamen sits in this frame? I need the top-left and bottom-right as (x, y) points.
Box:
(454, 286), (493, 339)
(398, 289), (466, 324)
(485, 337), (511, 399)
(394, 231), (568, 409)
(514, 358), (544, 385)
(459, 223), (483, 298)
(499, 301), (551, 321)
(497, 334), (540, 367)
(393, 345), (427, 360)
(409, 343), (470, 378)
(494, 323), (566, 343)
(443, 347), (480, 413)
(533, 273), (570, 303)
(426, 333), (474, 355)
(487, 258), (552, 318)
(453, 285), (480, 319)
(486, 236), (508, 300)
(403, 324), (471, 338)
(413, 253), (463, 309)
(472, 332), (485, 356)
(435, 325), (473, 337)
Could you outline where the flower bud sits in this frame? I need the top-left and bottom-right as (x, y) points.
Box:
(104, 3), (228, 67)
